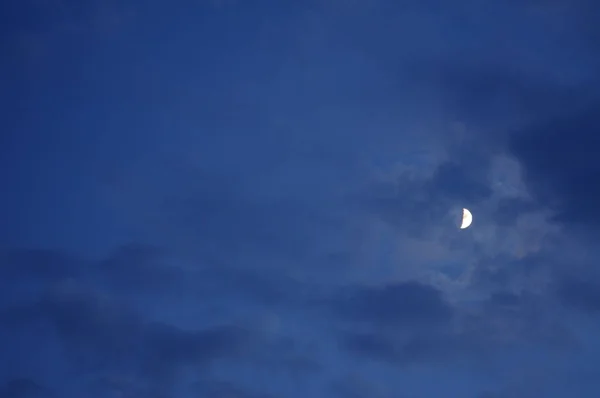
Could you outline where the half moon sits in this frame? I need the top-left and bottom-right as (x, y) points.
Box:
(460, 208), (473, 229)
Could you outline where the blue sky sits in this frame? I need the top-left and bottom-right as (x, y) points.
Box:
(1, 1), (600, 397)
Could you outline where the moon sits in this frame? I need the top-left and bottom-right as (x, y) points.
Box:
(460, 208), (473, 229)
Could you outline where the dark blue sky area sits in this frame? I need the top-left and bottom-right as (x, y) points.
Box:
(2, 1), (600, 397)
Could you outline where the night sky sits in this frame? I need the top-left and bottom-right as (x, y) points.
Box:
(2, 1), (600, 397)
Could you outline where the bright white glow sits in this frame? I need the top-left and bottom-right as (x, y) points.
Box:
(460, 208), (473, 229)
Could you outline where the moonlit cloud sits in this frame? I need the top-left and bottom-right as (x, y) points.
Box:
(2, 0), (600, 397)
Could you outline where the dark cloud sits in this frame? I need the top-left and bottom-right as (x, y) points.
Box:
(81, 376), (169, 398)
(0, 244), (327, 396)
(487, 291), (522, 308)
(341, 333), (400, 363)
(194, 380), (274, 398)
(0, 248), (81, 281)
(0, 0), (135, 35)
(96, 243), (183, 292)
(334, 281), (453, 328)
(333, 281), (574, 366)
(412, 62), (582, 129)
(2, 285), (252, 371)
(4, 1), (600, 396)
(429, 161), (493, 203)
(0, 246), (265, 396)
(112, 158), (347, 272)
(339, 320), (495, 367)
(96, 242), (302, 306)
(198, 265), (296, 306)
(0, 378), (52, 398)
(170, 194), (321, 259)
(492, 197), (538, 226)
(556, 278), (600, 313)
(329, 374), (391, 398)
(401, 4), (600, 235)
(516, 0), (600, 50)
(0, 245), (179, 303)
(509, 105), (600, 229)
(477, 392), (501, 398)
(142, 323), (251, 377)
(0, 249), (83, 311)
(471, 252), (551, 292)
(332, 282), (474, 366)
(340, 328), (482, 366)
(471, 291), (574, 348)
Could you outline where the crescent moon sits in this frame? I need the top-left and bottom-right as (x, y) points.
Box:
(460, 208), (473, 229)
